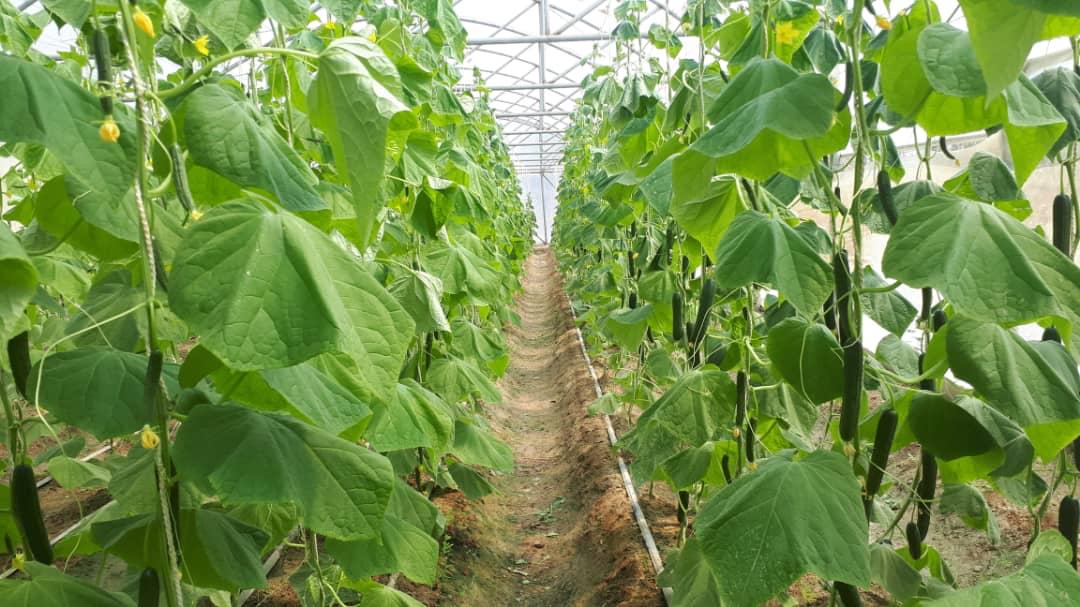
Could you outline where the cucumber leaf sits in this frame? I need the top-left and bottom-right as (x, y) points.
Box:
(172, 404), (395, 540)
(766, 318), (844, 404)
(925, 554), (1080, 605)
(0, 222), (36, 337)
(0, 562), (133, 606)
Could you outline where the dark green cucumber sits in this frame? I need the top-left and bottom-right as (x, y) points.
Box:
(92, 27), (113, 115)
(906, 521), (923, 560)
(691, 278), (716, 345)
(839, 341), (863, 443)
(1043, 327), (1061, 343)
(939, 136), (956, 161)
(877, 170), (898, 227)
(917, 451), (938, 539)
(11, 464), (52, 564)
(627, 291), (638, 309)
(169, 144), (195, 214)
(672, 292), (684, 342)
(745, 418), (757, 464)
(832, 252), (853, 345)
(864, 409), (898, 516)
(685, 322), (695, 351)
(735, 370), (748, 427)
(823, 292), (837, 331)
(835, 61), (853, 112)
(144, 350), (164, 411)
(720, 454), (732, 484)
(626, 248), (635, 278)
(1060, 496), (1079, 569)
(138, 567), (160, 607)
(931, 309), (947, 332)
(1053, 194), (1072, 255)
(918, 353), (935, 392)
(6, 331), (30, 399)
(676, 490), (690, 527)
(835, 582), (863, 607)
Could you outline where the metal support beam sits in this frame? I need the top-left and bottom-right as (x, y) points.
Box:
(469, 32), (673, 45)
(500, 129), (565, 136)
(496, 111), (571, 118)
(460, 82), (580, 91)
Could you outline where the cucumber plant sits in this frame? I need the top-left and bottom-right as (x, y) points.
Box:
(557, 0), (1080, 605)
(0, 1), (532, 605)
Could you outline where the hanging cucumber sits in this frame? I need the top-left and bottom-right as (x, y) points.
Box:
(906, 521), (923, 560)
(863, 409), (898, 518)
(835, 582), (863, 607)
(144, 350), (164, 410)
(6, 331), (30, 399)
(11, 464), (52, 564)
(833, 252), (853, 345)
(691, 278), (716, 346)
(169, 145), (195, 215)
(877, 170), (899, 227)
(838, 341), (863, 443)
(1043, 327), (1062, 343)
(939, 136), (956, 161)
(721, 454), (732, 484)
(627, 291), (638, 309)
(823, 293), (837, 331)
(917, 451), (938, 539)
(1060, 496), (1080, 569)
(138, 567), (161, 607)
(735, 370), (748, 428)
(91, 26), (113, 115)
(1053, 194), (1072, 255)
(931, 309), (947, 332)
(835, 61), (853, 112)
(672, 292), (684, 342)
(745, 418), (757, 464)
(676, 490), (690, 527)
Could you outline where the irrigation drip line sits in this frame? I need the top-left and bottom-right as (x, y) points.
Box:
(563, 290), (674, 606)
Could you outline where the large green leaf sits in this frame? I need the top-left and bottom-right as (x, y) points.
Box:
(182, 84), (325, 212)
(959, 0), (1080, 101)
(925, 554), (1080, 605)
(668, 172), (744, 254)
(180, 0), (266, 49)
(0, 55), (139, 242)
(367, 380), (455, 453)
(604, 305), (653, 350)
(946, 317), (1080, 460)
(92, 509), (268, 591)
(172, 404), (395, 540)
(688, 58), (848, 179)
(1032, 67), (1080, 157)
(324, 514), (439, 585)
(169, 203), (414, 390)
(860, 266), (917, 337)
(620, 369), (736, 483)
(881, 193), (1080, 354)
(389, 269), (450, 333)
(658, 538), (725, 607)
(32, 348), (159, 440)
(712, 211), (833, 315)
(426, 356), (501, 404)
(452, 420), (513, 473)
(310, 37), (417, 249)
(907, 393), (999, 461)
(690, 451), (871, 606)
(881, 8), (1065, 183)
(0, 562), (133, 606)
(0, 222), (36, 337)
(422, 241), (501, 303)
(766, 318), (845, 404)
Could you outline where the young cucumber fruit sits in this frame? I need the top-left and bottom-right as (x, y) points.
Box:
(138, 567), (161, 607)
(6, 331), (30, 399)
(1060, 496), (1079, 569)
(906, 521), (923, 560)
(1053, 194), (1072, 255)
(863, 409), (898, 518)
(11, 464), (53, 564)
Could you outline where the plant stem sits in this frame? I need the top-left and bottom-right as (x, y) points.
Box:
(0, 370), (20, 465)
(158, 47), (318, 100)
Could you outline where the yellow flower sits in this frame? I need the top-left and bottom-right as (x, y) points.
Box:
(775, 21), (799, 46)
(876, 15), (892, 30)
(836, 14), (844, 26)
(193, 35), (210, 57)
(133, 7), (155, 38)
(99, 116), (120, 143)
(191, 208), (204, 221)
(368, 31), (378, 43)
(140, 424), (160, 449)
(12, 551), (25, 572)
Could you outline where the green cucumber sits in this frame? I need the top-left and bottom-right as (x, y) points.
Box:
(676, 490), (690, 527)
(735, 370), (748, 428)
(144, 350), (164, 411)
(1053, 194), (1072, 255)
(1060, 496), (1079, 569)
(835, 582), (863, 607)
(832, 252), (853, 345)
(917, 451), (938, 539)
(745, 418), (757, 464)
(691, 278), (716, 345)
(863, 409), (898, 517)
(138, 567), (160, 607)
(672, 292), (684, 342)
(906, 521), (923, 560)
(92, 27), (114, 114)
(823, 293), (837, 332)
(1043, 327), (1062, 343)
(931, 309), (947, 332)
(11, 464), (52, 564)
(836, 61), (853, 112)
(939, 136), (956, 161)
(838, 341), (863, 443)
(720, 454), (732, 484)
(6, 331), (30, 399)
(878, 170), (898, 227)
(169, 144), (195, 214)
(627, 291), (638, 309)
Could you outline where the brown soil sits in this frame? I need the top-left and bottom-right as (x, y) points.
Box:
(428, 248), (662, 606)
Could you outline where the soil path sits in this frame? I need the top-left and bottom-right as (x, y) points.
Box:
(438, 248), (661, 607)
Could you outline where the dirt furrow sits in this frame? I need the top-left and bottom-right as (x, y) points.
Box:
(437, 248), (661, 606)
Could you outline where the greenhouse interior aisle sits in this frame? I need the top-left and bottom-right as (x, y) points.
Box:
(437, 248), (661, 607)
